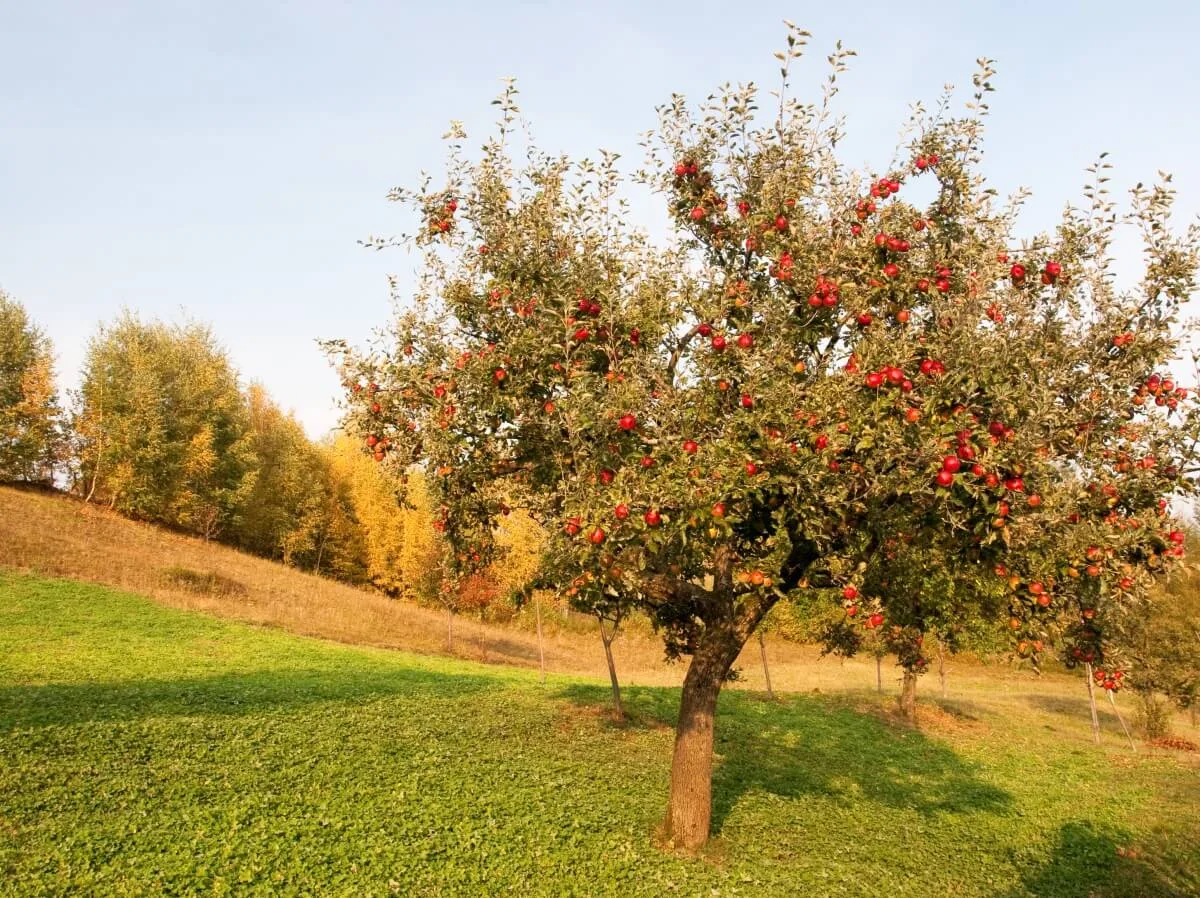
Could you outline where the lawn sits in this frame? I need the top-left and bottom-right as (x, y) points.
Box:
(1, 572), (1197, 897)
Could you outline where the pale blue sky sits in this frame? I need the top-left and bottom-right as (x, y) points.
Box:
(3, 1), (1198, 437)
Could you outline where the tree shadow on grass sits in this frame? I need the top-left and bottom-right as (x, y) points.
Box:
(0, 665), (500, 732)
(999, 820), (1197, 898)
(554, 683), (1011, 834)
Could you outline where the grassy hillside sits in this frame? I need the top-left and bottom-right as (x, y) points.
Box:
(3, 484), (1187, 728)
(2, 572), (1198, 897)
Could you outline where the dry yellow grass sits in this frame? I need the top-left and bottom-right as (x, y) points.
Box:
(3, 484), (1190, 748)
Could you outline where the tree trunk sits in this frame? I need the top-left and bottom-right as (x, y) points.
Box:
(534, 594), (546, 684)
(1190, 704), (1197, 729)
(664, 625), (747, 851)
(899, 669), (918, 722)
(446, 607), (454, 653)
(876, 654), (883, 694)
(1084, 662), (1102, 745)
(937, 641), (947, 699)
(597, 619), (624, 720)
(1107, 690), (1137, 752)
(757, 630), (775, 700)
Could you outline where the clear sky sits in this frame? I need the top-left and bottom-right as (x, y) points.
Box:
(3, 1), (1198, 437)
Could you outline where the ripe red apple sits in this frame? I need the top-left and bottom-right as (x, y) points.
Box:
(589, 527), (607, 545)
(842, 585), (858, 600)
(1036, 594), (1051, 607)
(745, 462), (759, 476)
(618, 414), (637, 431)
(711, 334), (727, 351)
(683, 439), (699, 454)
(936, 470), (955, 487)
(564, 517), (581, 536)
(370, 401), (382, 414)
(865, 372), (884, 389)
(573, 328), (590, 342)
(942, 456), (962, 473)
(712, 502), (727, 518)
(644, 509), (662, 527)
(775, 215), (789, 231)
(600, 468), (615, 484)
(739, 393), (754, 409)
(690, 206), (706, 221)
(857, 312), (873, 326)
(883, 263), (900, 278)
(639, 455), (655, 468)
(366, 434), (379, 447)
(737, 333), (754, 349)
(698, 322), (713, 337)
(1010, 263), (1026, 281)
(614, 504), (630, 520)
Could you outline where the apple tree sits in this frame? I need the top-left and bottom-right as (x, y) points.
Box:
(327, 31), (1200, 849)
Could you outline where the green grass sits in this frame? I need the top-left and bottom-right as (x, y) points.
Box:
(1, 572), (1197, 897)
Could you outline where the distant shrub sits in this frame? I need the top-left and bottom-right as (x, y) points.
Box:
(1136, 694), (1173, 741)
(162, 565), (247, 598)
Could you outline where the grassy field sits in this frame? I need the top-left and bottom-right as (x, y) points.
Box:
(2, 572), (1198, 897)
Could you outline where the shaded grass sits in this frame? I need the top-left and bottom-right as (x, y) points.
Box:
(2, 573), (1198, 896)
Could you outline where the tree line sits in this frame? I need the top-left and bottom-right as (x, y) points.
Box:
(0, 291), (541, 611)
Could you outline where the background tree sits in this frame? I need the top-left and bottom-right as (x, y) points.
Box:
(280, 446), (367, 581)
(0, 291), (63, 483)
(329, 30), (1200, 849)
(233, 384), (314, 559)
(74, 313), (255, 538)
(1110, 539), (1200, 737)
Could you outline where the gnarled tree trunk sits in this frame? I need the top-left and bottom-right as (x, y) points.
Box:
(899, 669), (918, 722)
(663, 623), (746, 850)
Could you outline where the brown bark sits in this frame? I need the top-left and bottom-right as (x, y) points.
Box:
(1084, 663), (1102, 745)
(875, 654), (883, 694)
(937, 641), (947, 699)
(757, 630), (775, 700)
(899, 669), (918, 722)
(598, 617), (623, 720)
(446, 606), (454, 653)
(663, 623), (747, 850)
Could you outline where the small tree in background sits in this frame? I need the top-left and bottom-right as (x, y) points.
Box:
(328, 28), (1200, 849)
(0, 291), (63, 483)
(1110, 540), (1200, 737)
